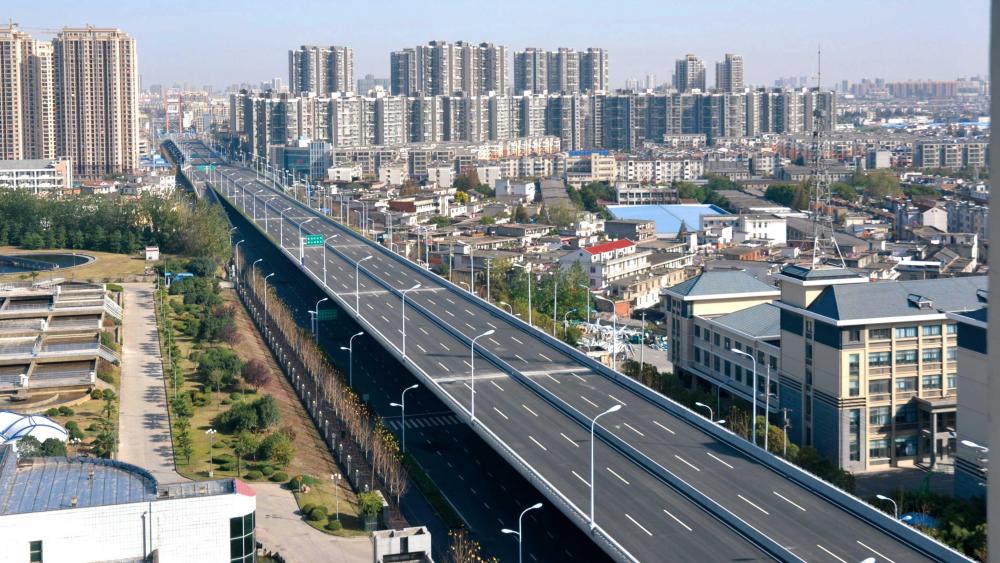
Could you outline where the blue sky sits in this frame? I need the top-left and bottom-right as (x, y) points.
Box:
(5, 0), (989, 89)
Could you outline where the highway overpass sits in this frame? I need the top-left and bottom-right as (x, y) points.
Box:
(174, 138), (969, 563)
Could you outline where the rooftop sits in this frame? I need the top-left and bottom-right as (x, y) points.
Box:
(606, 204), (728, 235)
(807, 276), (989, 322)
(666, 270), (779, 298)
(709, 303), (781, 338)
(583, 239), (635, 254)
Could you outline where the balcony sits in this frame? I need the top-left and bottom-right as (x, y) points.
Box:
(868, 366), (891, 376)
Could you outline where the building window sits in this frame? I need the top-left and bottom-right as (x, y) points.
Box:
(922, 374), (942, 389)
(694, 348), (701, 363)
(805, 368), (812, 386)
(868, 351), (891, 367)
(694, 325), (701, 338)
(947, 374), (957, 388)
(714, 333), (720, 347)
(724, 361), (731, 377)
(869, 327), (891, 341)
(724, 337), (731, 350)
(895, 349), (918, 365)
(869, 406), (891, 426)
(869, 379), (890, 395)
(922, 325), (942, 337)
(805, 319), (814, 339)
(896, 377), (918, 393)
(895, 403), (917, 424)
(870, 438), (890, 459)
(922, 349), (942, 362)
(848, 409), (861, 462)
(714, 356), (720, 372)
(947, 347), (957, 361)
(769, 356), (777, 370)
(847, 329), (862, 343)
(230, 512), (256, 563)
(704, 330), (711, 342)
(29, 541), (42, 563)
(734, 341), (742, 351)
(946, 323), (958, 335)
(735, 365), (743, 383)
(895, 436), (917, 458)
(896, 326), (918, 339)
(848, 354), (860, 397)
(804, 344), (812, 363)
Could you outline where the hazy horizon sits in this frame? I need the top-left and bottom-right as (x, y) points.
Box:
(6, 0), (989, 90)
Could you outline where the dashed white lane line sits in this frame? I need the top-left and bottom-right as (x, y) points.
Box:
(539, 352), (552, 361)
(515, 354), (528, 363)
(662, 509), (692, 532)
(385, 301), (394, 308)
(418, 327), (429, 335)
(773, 491), (806, 512)
(608, 394), (626, 405)
(674, 454), (700, 472)
(380, 315), (390, 323)
(511, 336), (524, 345)
(543, 373), (560, 384)
(572, 373), (586, 383)
(439, 342), (450, 351)
(521, 404), (538, 417)
(463, 360), (472, 369)
(490, 381), (504, 391)
(464, 308), (474, 315)
(416, 344), (427, 353)
(486, 322), (496, 329)
(606, 467), (630, 485)
(528, 436), (547, 451)
(488, 337), (501, 346)
(445, 297), (455, 304)
(625, 513), (652, 537)
(492, 407), (508, 420)
(856, 541), (895, 563)
(623, 422), (645, 437)
(652, 420), (675, 434)
(706, 452), (733, 469)
(426, 299), (436, 306)
(737, 494), (769, 515)
(436, 361), (450, 373)
(465, 322), (475, 330)
(366, 303), (375, 310)
(560, 433), (579, 447)
(580, 395), (600, 409)
(571, 470), (590, 487)
(816, 545), (848, 563)
(445, 310), (455, 317)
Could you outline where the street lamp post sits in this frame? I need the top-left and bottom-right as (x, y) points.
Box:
(263, 273), (276, 317)
(563, 308), (577, 338)
(205, 429), (217, 477)
(594, 296), (617, 371)
(234, 240), (245, 280)
(695, 402), (714, 421)
(498, 301), (513, 315)
(514, 264), (532, 326)
(876, 494), (899, 519)
(322, 234), (339, 288)
(390, 384), (419, 454)
(339, 331), (365, 387)
(313, 297), (329, 342)
(298, 218), (314, 265)
(485, 259), (492, 302)
(470, 329), (496, 422)
(501, 502), (543, 563)
(279, 207), (293, 249)
(331, 473), (341, 521)
(590, 404), (622, 529)
(731, 348), (759, 447)
(355, 256), (373, 313)
(401, 284), (421, 357)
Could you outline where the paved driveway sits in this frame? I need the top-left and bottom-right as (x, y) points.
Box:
(117, 283), (184, 484)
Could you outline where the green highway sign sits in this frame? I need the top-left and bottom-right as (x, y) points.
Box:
(316, 309), (337, 321)
(304, 234), (324, 247)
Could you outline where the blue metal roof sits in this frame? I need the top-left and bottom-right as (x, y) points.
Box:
(606, 204), (729, 234)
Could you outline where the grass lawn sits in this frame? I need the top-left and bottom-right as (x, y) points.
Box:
(0, 246), (154, 282)
(159, 288), (363, 534)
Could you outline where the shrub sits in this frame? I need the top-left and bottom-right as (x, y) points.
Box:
(220, 399), (231, 405)
(90, 390), (102, 400)
(45, 408), (59, 417)
(325, 519), (343, 531)
(105, 283), (124, 293)
(65, 421), (85, 441)
(259, 465), (274, 477)
(215, 402), (259, 433)
(300, 503), (317, 515)
(219, 463), (235, 472)
(254, 396), (281, 430)
(257, 431), (295, 467)
(86, 422), (100, 432)
(245, 470), (263, 481)
(97, 368), (115, 384)
(211, 441), (225, 449)
(41, 438), (67, 456)
(242, 359), (271, 390)
(290, 475), (304, 491)
(271, 471), (288, 482)
(102, 389), (116, 401)
(357, 491), (383, 520)
(212, 454), (235, 465)
(307, 506), (327, 522)
(229, 392), (242, 401)
(57, 406), (74, 416)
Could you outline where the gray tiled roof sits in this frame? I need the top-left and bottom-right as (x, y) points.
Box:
(667, 270), (778, 297)
(710, 303), (781, 338)
(0, 159), (57, 171)
(807, 276), (988, 321)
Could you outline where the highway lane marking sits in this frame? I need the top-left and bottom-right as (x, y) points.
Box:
(606, 467), (630, 485)
(560, 433), (579, 447)
(380, 315), (390, 323)
(439, 342), (450, 351)
(464, 308), (474, 315)
(528, 436), (547, 451)
(773, 491), (806, 512)
(445, 298), (455, 304)
(521, 404), (538, 417)
(515, 354), (529, 363)
(418, 327), (428, 335)
(490, 381), (504, 392)
(572, 373), (586, 383)
(737, 494), (769, 515)
(462, 383), (476, 394)
(366, 303), (375, 310)
(511, 336), (524, 345)
(608, 394), (627, 405)
(815, 545), (848, 563)
(492, 407), (508, 420)
(385, 301), (394, 308)
(463, 360), (472, 369)
(539, 353), (552, 361)
(465, 323), (476, 330)
(674, 454), (700, 472)
(436, 362), (450, 373)
(571, 470), (590, 487)
(856, 541), (895, 563)
(662, 509), (692, 532)
(488, 337), (501, 346)
(706, 452), (733, 469)
(445, 310), (455, 317)
(580, 395), (600, 408)
(623, 422), (645, 436)
(652, 420), (675, 434)
(426, 299), (436, 305)
(624, 514), (652, 536)
(486, 322), (496, 328)
(416, 345), (427, 353)
(543, 373), (560, 384)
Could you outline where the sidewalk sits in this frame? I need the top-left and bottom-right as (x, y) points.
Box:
(117, 283), (185, 484)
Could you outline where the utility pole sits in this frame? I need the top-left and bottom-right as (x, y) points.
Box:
(782, 408), (790, 458)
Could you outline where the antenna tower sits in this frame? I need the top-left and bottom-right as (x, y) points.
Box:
(809, 45), (845, 268)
